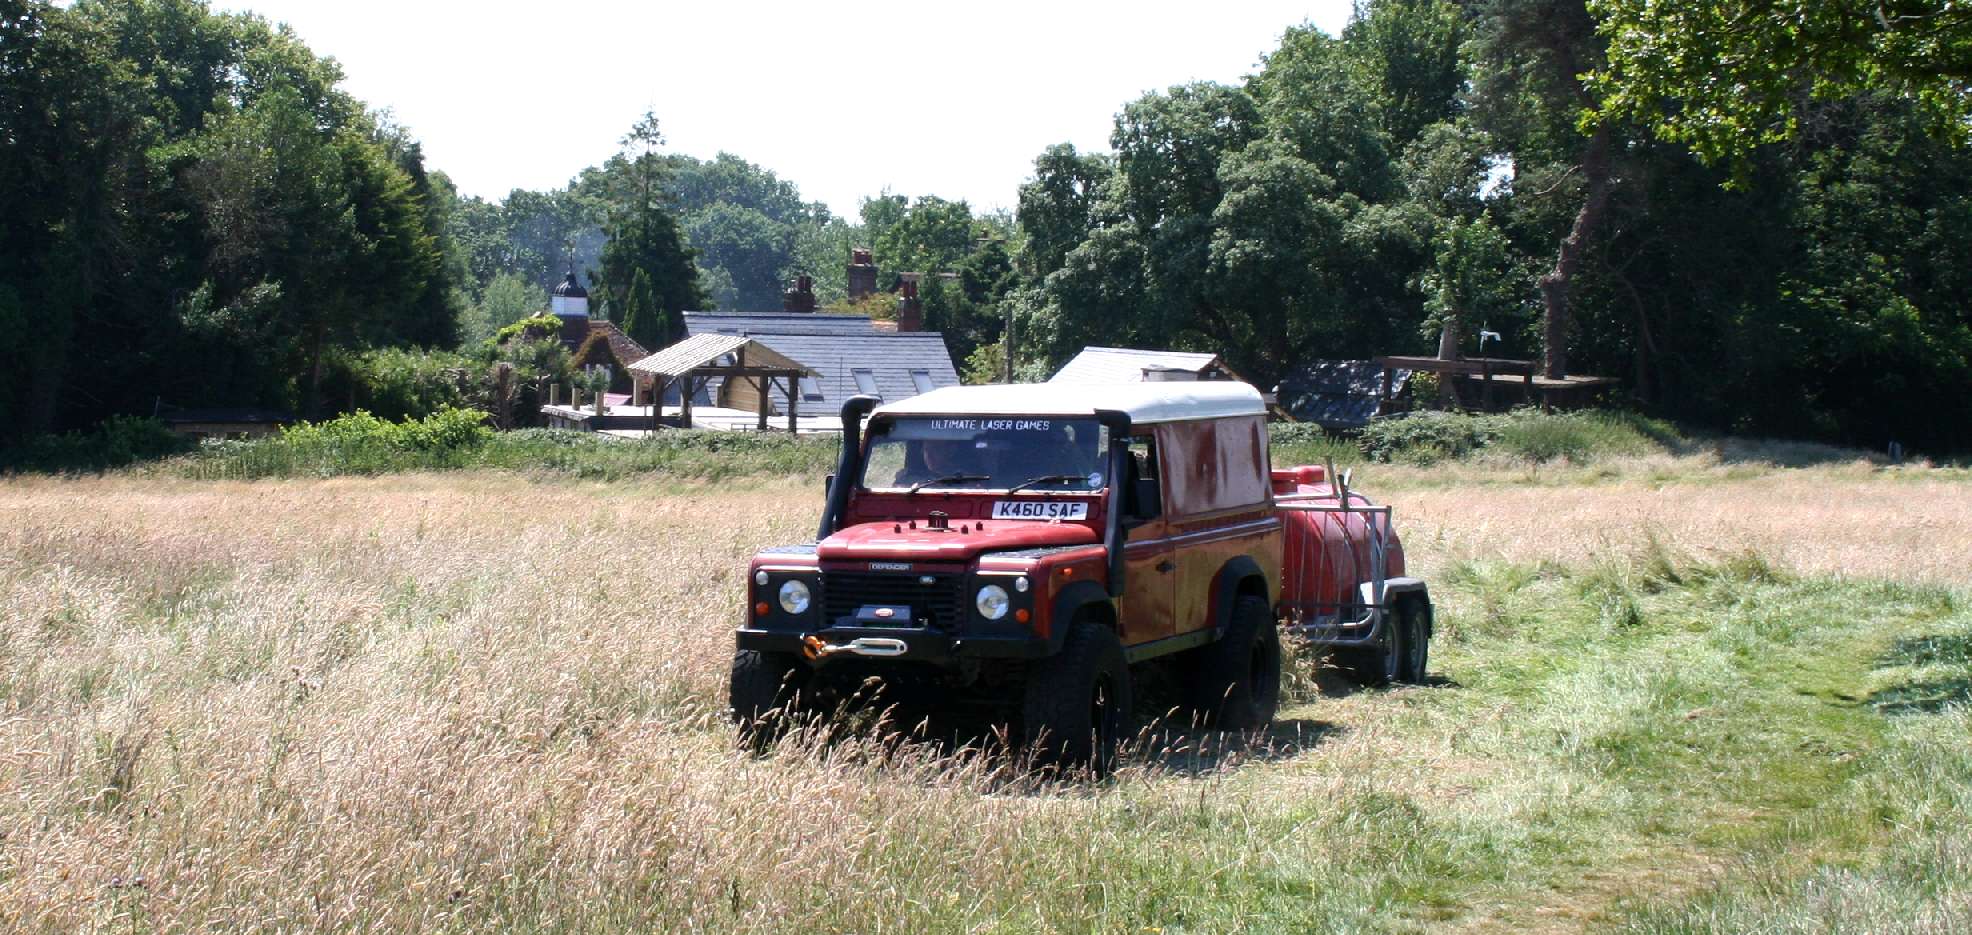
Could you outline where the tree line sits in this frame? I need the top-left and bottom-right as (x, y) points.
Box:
(5, 0), (1970, 454)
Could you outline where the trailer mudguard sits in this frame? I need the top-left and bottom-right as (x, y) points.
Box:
(1361, 577), (1432, 636)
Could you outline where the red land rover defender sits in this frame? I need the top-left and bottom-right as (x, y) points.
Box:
(731, 382), (1431, 771)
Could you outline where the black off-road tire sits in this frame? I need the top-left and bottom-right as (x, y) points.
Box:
(1021, 621), (1131, 777)
(1191, 594), (1282, 730)
(1339, 610), (1402, 687)
(729, 649), (811, 746)
(1396, 598), (1431, 685)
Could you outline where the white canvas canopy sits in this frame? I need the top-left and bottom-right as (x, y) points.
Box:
(870, 382), (1265, 425)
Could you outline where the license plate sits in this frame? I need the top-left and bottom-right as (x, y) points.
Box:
(991, 500), (1090, 520)
(855, 604), (914, 624)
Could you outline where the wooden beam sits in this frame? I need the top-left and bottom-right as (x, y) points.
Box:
(786, 377), (798, 434)
(659, 366), (810, 379)
(756, 374), (769, 431)
(1376, 355), (1536, 377)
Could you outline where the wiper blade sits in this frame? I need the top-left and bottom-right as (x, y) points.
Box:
(1003, 473), (1086, 494)
(907, 472), (992, 494)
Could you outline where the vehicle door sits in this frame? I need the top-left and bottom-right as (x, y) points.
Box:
(1115, 433), (1175, 645)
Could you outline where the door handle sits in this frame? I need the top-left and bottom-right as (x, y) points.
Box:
(1156, 560), (1175, 574)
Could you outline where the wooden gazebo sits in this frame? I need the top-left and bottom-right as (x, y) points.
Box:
(1374, 356), (1619, 413)
(628, 333), (815, 433)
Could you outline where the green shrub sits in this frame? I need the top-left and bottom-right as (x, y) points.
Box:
(1359, 411), (1499, 464)
(174, 420), (837, 481)
(491, 315), (564, 346)
(181, 408), (491, 478)
(2, 416), (194, 473)
(322, 348), (481, 421)
(1491, 411), (1676, 463)
(1357, 408), (1683, 465)
(1267, 423), (1364, 468)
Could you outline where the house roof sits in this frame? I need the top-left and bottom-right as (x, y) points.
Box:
(628, 333), (814, 379)
(570, 321), (650, 372)
(684, 311), (876, 337)
(1049, 346), (1230, 384)
(873, 381), (1265, 425)
(736, 331), (961, 411)
(1276, 360), (1412, 429)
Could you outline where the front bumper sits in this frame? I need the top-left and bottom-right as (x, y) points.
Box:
(736, 624), (1052, 664)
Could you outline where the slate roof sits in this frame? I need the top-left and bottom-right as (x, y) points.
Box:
(675, 312), (959, 415)
(684, 311), (877, 337)
(1049, 346), (1234, 384)
(1276, 360), (1412, 429)
(733, 331), (961, 414)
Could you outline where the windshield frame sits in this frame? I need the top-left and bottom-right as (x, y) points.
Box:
(857, 414), (1112, 495)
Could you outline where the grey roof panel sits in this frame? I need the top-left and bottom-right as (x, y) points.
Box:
(1276, 360), (1412, 429)
(740, 332), (961, 414)
(1050, 346), (1224, 384)
(684, 312), (876, 337)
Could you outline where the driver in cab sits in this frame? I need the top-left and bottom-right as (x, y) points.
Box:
(895, 438), (991, 488)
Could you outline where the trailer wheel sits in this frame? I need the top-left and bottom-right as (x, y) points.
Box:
(729, 649), (811, 747)
(1340, 613), (1402, 687)
(1396, 598), (1431, 684)
(1022, 621), (1131, 777)
(1191, 595), (1281, 730)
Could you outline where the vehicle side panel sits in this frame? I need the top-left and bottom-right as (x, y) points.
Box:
(1156, 417), (1276, 636)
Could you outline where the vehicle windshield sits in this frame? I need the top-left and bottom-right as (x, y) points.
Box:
(861, 417), (1108, 492)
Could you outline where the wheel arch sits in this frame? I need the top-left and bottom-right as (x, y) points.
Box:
(1047, 579), (1116, 653)
(1212, 555), (1273, 637)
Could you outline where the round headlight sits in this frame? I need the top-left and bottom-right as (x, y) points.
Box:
(778, 579), (811, 615)
(754, 570), (769, 586)
(976, 584), (1010, 620)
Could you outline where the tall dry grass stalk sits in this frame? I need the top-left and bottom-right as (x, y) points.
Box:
(1389, 467), (1972, 587)
(1, 465), (1964, 932)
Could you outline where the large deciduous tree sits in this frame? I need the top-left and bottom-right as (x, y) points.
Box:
(1590, 0), (1972, 164)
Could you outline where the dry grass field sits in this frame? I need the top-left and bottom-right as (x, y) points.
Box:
(2, 458), (1968, 932)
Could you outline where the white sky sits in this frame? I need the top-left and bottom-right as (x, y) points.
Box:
(213, 1), (1354, 217)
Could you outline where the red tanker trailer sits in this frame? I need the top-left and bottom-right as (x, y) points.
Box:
(731, 382), (1432, 772)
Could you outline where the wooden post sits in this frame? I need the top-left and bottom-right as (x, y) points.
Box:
(652, 376), (667, 433)
(1381, 366), (1393, 413)
(1481, 357), (1494, 411)
(756, 373), (770, 431)
(680, 374), (694, 429)
(785, 371), (798, 434)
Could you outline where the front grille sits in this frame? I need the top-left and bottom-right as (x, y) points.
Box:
(822, 572), (967, 630)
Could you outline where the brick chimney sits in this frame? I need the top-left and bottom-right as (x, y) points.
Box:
(847, 247), (877, 301)
(783, 274), (817, 312)
(896, 274), (923, 333)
